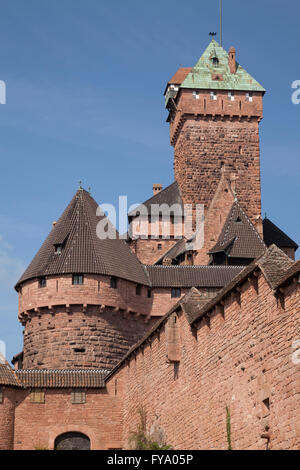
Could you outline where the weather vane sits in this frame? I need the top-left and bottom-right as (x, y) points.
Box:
(209, 32), (217, 38)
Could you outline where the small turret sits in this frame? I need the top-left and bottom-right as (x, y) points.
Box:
(16, 189), (153, 370)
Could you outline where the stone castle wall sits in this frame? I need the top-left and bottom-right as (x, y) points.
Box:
(108, 272), (300, 450)
(13, 386), (122, 450)
(0, 387), (16, 450)
(19, 274), (209, 369)
(170, 90), (263, 225)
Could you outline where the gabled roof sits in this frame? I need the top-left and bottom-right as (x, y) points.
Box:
(16, 369), (109, 389)
(209, 201), (266, 259)
(145, 265), (243, 288)
(191, 244), (294, 325)
(154, 238), (187, 265)
(16, 189), (149, 288)
(263, 218), (298, 250)
(164, 67), (193, 95)
(128, 181), (183, 218)
(274, 259), (300, 289)
(0, 361), (23, 387)
(181, 39), (265, 92)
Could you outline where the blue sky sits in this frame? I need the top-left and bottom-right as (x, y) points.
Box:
(0, 0), (299, 361)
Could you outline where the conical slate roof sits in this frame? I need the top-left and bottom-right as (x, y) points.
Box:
(16, 189), (149, 288)
(181, 39), (265, 92)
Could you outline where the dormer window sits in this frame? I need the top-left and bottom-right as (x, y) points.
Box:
(55, 244), (62, 255)
(210, 91), (217, 101)
(246, 92), (253, 102)
(212, 56), (219, 66)
(39, 277), (47, 288)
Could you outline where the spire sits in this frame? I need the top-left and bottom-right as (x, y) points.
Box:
(16, 189), (149, 288)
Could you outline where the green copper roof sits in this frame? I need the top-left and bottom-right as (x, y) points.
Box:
(180, 40), (265, 92)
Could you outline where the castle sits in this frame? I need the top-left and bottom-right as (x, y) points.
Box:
(0, 40), (299, 450)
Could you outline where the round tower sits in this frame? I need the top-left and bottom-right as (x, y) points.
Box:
(15, 189), (154, 370)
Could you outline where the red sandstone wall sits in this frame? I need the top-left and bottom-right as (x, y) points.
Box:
(169, 89), (263, 226)
(20, 275), (216, 369)
(129, 239), (179, 265)
(174, 118), (262, 224)
(13, 387), (122, 450)
(109, 274), (300, 450)
(150, 287), (214, 316)
(170, 90), (263, 146)
(19, 274), (153, 318)
(22, 306), (156, 369)
(0, 387), (16, 450)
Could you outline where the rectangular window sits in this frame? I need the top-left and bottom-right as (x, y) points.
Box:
(192, 91), (199, 100)
(72, 274), (84, 285)
(39, 277), (47, 288)
(71, 389), (86, 404)
(0, 387), (3, 404)
(147, 288), (152, 298)
(228, 91), (235, 101)
(110, 277), (118, 289)
(246, 92), (253, 102)
(171, 288), (181, 298)
(210, 91), (217, 101)
(136, 284), (142, 296)
(31, 389), (45, 404)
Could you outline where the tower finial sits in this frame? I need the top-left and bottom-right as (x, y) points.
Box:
(78, 180), (83, 190)
(209, 32), (217, 39)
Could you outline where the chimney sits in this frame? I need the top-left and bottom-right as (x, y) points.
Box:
(228, 46), (237, 74)
(52, 221), (57, 229)
(153, 184), (163, 196)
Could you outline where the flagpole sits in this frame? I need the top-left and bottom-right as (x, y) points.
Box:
(220, 0), (222, 46)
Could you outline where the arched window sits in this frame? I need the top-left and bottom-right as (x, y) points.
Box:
(54, 432), (90, 450)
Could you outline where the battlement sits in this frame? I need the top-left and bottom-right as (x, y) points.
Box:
(169, 88), (263, 146)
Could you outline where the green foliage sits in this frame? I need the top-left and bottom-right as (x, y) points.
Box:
(129, 407), (172, 450)
(226, 406), (232, 451)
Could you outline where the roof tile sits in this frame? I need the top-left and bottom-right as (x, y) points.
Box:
(145, 265), (243, 288)
(16, 369), (109, 388)
(181, 39), (265, 92)
(16, 189), (149, 288)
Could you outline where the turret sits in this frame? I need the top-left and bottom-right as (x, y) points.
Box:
(15, 189), (153, 370)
